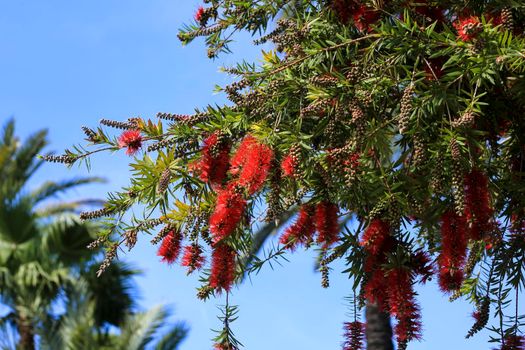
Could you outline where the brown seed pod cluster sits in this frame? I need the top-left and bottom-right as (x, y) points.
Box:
(451, 111), (476, 128)
(398, 84), (414, 134)
(157, 168), (172, 194)
(501, 7), (514, 32)
(450, 139), (465, 215)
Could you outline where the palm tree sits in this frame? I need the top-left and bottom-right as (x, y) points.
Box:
(39, 267), (188, 350)
(0, 118), (127, 349)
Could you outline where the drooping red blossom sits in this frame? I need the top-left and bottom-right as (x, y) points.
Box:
(413, 1), (445, 24)
(386, 268), (422, 343)
(438, 264), (464, 293)
(331, 0), (358, 24)
(438, 210), (468, 292)
(210, 243), (236, 293)
(195, 6), (205, 22)
(411, 250), (434, 284)
(485, 11), (503, 27)
(238, 142), (273, 194)
(229, 135), (273, 194)
(342, 321), (365, 350)
(281, 153), (299, 178)
(464, 169), (494, 240)
(454, 16), (482, 42)
(353, 5), (380, 32)
(363, 267), (389, 309)
(181, 244), (206, 273)
(118, 130), (143, 156)
(209, 186), (247, 242)
(362, 225), (396, 311)
(229, 135), (257, 175)
(279, 205), (316, 250)
(361, 219), (391, 255)
(157, 230), (183, 264)
(315, 201), (340, 248)
(497, 335), (525, 350)
(190, 133), (231, 188)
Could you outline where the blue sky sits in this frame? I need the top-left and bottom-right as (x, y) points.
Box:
(0, 1), (507, 349)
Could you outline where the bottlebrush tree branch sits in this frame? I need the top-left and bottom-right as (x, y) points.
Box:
(48, 1), (525, 349)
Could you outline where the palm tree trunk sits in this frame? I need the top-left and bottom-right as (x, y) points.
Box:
(365, 302), (394, 350)
(18, 316), (35, 350)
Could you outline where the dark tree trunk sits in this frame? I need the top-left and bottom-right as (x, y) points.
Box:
(17, 316), (35, 350)
(366, 303), (394, 350)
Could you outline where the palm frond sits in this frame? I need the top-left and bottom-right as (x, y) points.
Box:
(8, 130), (48, 196)
(153, 322), (189, 350)
(0, 196), (38, 245)
(1, 118), (15, 147)
(116, 305), (168, 350)
(84, 262), (140, 328)
(31, 177), (106, 204)
(40, 213), (99, 264)
(35, 199), (105, 217)
(50, 283), (98, 350)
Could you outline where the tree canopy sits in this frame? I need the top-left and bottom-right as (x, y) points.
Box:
(48, 1), (525, 349)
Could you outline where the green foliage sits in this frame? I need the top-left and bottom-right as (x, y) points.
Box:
(53, 1), (525, 348)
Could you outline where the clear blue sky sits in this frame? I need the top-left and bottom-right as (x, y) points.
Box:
(0, 1), (504, 349)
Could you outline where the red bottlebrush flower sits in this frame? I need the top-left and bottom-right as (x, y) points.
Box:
(181, 244), (206, 273)
(315, 201), (340, 248)
(411, 250), (434, 284)
(386, 268), (422, 343)
(157, 230), (183, 264)
(353, 5), (380, 32)
(331, 0), (358, 24)
(342, 321), (365, 350)
(497, 335), (525, 350)
(464, 169), (494, 240)
(210, 243), (236, 293)
(438, 266), (464, 293)
(209, 186), (247, 243)
(386, 269), (422, 342)
(414, 2), (445, 23)
(118, 130), (143, 156)
(239, 142), (273, 194)
(485, 11), (503, 27)
(195, 6), (205, 22)
(191, 133), (231, 188)
(279, 205), (316, 250)
(229, 135), (273, 194)
(229, 135), (257, 175)
(363, 267), (389, 309)
(438, 210), (468, 292)
(361, 219), (391, 255)
(281, 153), (298, 178)
(362, 232), (397, 311)
(454, 16), (482, 42)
